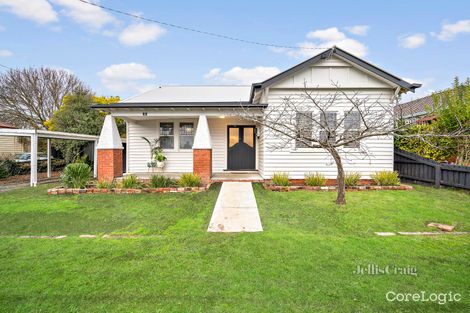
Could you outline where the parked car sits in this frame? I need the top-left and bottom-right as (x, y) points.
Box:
(14, 153), (48, 163)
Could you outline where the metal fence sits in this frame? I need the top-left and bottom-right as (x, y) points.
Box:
(394, 149), (470, 189)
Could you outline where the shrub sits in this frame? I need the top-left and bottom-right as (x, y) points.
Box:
(178, 173), (201, 187)
(344, 172), (361, 187)
(0, 164), (8, 179)
(119, 174), (141, 188)
(304, 172), (326, 186)
(96, 180), (115, 189)
(272, 172), (290, 186)
(371, 170), (400, 186)
(60, 163), (92, 188)
(149, 174), (176, 188)
(0, 158), (21, 178)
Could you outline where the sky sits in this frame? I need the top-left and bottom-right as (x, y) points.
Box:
(0, 0), (469, 102)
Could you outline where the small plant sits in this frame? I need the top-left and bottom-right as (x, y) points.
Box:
(60, 162), (92, 188)
(119, 174), (141, 188)
(371, 170), (400, 186)
(344, 172), (361, 187)
(96, 180), (115, 189)
(178, 173), (201, 187)
(142, 137), (167, 167)
(304, 172), (326, 186)
(272, 172), (290, 186)
(149, 174), (176, 188)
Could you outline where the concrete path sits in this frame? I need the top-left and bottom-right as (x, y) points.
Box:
(207, 182), (263, 232)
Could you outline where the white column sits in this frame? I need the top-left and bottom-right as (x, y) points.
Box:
(192, 115), (212, 149)
(30, 132), (38, 187)
(46, 138), (51, 178)
(93, 140), (98, 178)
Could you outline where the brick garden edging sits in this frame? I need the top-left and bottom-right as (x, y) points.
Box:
(48, 185), (210, 195)
(263, 183), (413, 192)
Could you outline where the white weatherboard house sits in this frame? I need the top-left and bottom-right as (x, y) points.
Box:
(93, 47), (420, 183)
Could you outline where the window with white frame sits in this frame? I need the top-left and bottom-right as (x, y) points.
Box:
(319, 111), (337, 144)
(159, 122), (174, 149)
(344, 111), (361, 148)
(295, 112), (313, 148)
(179, 122), (195, 149)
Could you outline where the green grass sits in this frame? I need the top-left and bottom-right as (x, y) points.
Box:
(0, 184), (469, 312)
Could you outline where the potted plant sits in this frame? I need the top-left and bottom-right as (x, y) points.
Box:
(142, 137), (167, 170)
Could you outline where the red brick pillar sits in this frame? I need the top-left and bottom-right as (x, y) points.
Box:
(97, 149), (123, 182)
(193, 149), (212, 184)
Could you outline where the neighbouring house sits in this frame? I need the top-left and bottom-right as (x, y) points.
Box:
(0, 122), (29, 157)
(92, 47), (420, 183)
(395, 94), (438, 124)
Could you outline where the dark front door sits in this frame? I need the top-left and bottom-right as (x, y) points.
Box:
(227, 126), (256, 170)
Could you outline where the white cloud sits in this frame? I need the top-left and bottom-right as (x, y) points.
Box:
(432, 19), (470, 41)
(273, 27), (368, 59)
(51, 0), (116, 31)
(204, 66), (280, 84)
(98, 63), (156, 93)
(307, 27), (346, 41)
(204, 68), (221, 79)
(345, 25), (369, 36)
(0, 49), (13, 57)
(0, 0), (58, 24)
(399, 33), (426, 49)
(118, 23), (166, 46)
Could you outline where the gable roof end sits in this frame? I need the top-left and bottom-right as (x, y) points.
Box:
(250, 46), (421, 101)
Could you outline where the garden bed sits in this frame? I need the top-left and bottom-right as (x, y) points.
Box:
(48, 184), (210, 195)
(263, 183), (413, 192)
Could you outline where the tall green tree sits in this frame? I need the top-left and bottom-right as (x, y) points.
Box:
(46, 92), (124, 163)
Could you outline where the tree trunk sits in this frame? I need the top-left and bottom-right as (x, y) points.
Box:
(328, 147), (346, 205)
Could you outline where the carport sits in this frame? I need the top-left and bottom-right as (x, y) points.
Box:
(0, 129), (99, 186)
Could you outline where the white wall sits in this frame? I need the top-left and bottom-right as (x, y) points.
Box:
(127, 119), (196, 173)
(260, 55), (397, 179)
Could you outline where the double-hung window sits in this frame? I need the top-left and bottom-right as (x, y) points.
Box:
(319, 112), (337, 144)
(295, 112), (313, 148)
(159, 122), (174, 149)
(179, 122), (195, 149)
(344, 111), (361, 148)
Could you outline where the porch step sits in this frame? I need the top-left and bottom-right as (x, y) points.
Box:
(211, 172), (264, 182)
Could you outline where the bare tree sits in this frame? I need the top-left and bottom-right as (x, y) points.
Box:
(241, 84), (408, 205)
(0, 67), (90, 129)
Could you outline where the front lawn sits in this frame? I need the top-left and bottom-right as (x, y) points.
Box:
(0, 184), (469, 312)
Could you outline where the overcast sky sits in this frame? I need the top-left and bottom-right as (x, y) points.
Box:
(0, 0), (469, 102)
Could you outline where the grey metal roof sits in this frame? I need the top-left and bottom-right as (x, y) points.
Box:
(250, 46), (421, 101)
(122, 85), (251, 103)
(91, 101), (268, 109)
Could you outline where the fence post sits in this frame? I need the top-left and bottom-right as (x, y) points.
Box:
(434, 165), (441, 188)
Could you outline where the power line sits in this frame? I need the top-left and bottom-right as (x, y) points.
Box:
(0, 63), (14, 70)
(77, 0), (328, 51)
